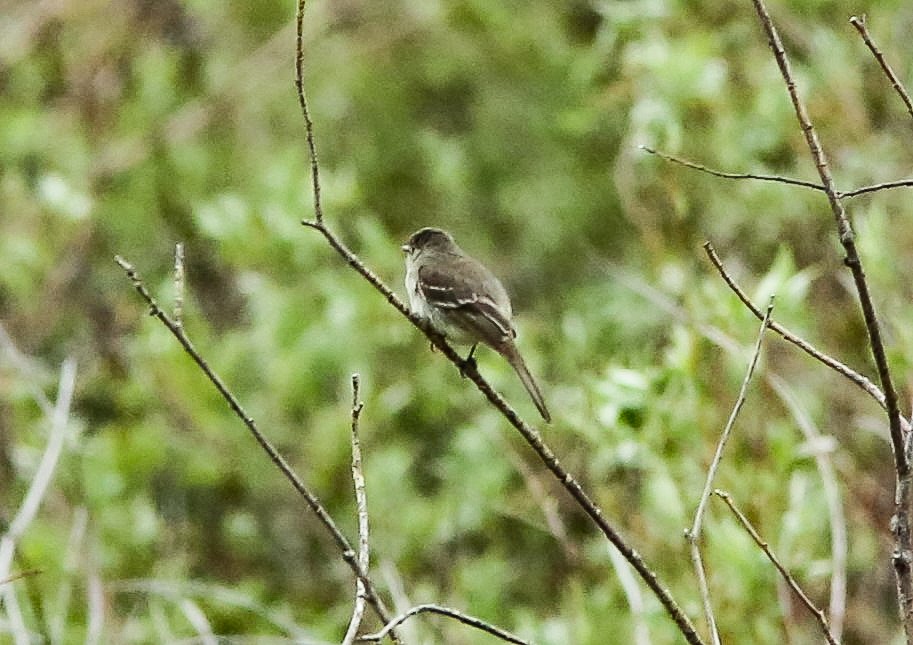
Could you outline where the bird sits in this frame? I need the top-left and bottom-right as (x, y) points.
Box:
(402, 227), (551, 422)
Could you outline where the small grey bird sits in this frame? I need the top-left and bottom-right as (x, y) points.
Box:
(402, 227), (551, 422)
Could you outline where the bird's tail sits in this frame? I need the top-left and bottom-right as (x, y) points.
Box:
(501, 342), (551, 423)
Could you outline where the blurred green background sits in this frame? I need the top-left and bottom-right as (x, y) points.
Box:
(3, 0), (913, 642)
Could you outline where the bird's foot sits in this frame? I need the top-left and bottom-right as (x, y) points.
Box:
(458, 345), (478, 378)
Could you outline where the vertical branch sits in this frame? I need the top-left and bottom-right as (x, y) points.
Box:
(173, 242), (185, 329)
(342, 374), (370, 645)
(687, 298), (773, 644)
(749, 0), (905, 474)
(749, 2), (912, 637)
(295, 0), (324, 225)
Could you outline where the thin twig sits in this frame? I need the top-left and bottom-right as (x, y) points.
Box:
(641, 145), (913, 200)
(357, 604), (531, 645)
(173, 242), (185, 329)
(610, 263), (849, 640)
(343, 374), (370, 645)
(295, 0), (323, 224)
(750, 0), (905, 471)
(715, 490), (840, 645)
(687, 298), (774, 645)
(703, 242), (899, 422)
(113, 256), (396, 637)
(849, 15), (913, 121)
(293, 6), (702, 644)
(749, 4), (911, 635)
(840, 179), (913, 199)
(639, 145), (825, 192)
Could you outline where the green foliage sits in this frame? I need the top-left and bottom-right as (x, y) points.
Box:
(3, 0), (913, 642)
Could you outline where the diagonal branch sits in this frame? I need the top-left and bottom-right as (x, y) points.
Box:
(702, 242), (901, 425)
(749, 0), (905, 474)
(749, 1), (912, 639)
(849, 15), (913, 122)
(113, 257), (398, 640)
(715, 490), (840, 645)
(687, 297), (773, 645)
(294, 2), (702, 643)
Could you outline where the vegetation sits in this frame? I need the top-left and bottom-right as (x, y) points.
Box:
(3, 0), (913, 642)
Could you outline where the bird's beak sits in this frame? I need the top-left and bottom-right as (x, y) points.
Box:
(401, 244), (411, 253)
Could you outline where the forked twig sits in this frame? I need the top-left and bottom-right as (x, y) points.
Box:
(715, 490), (840, 645)
(609, 264), (849, 640)
(687, 297), (773, 645)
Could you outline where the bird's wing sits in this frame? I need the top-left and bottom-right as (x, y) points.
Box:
(417, 260), (515, 341)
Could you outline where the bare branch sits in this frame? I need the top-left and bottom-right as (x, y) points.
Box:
(687, 297), (773, 645)
(840, 179), (913, 199)
(703, 242), (899, 423)
(849, 15), (913, 121)
(113, 256), (396, 636)
(295, 0), (324, 225)
(750, 0), (905, 473)
(639, 145), (825, 192)
(173, 242), (185, 329)
(641, 145), (913, 200)
(293, 6), (702, 644)
(343, 374), (370, 645)
(749, 3), (912, 632)
(357, 604), (530, 645)
(715, 490), (840, 645)
(610, 264), (849, 641)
